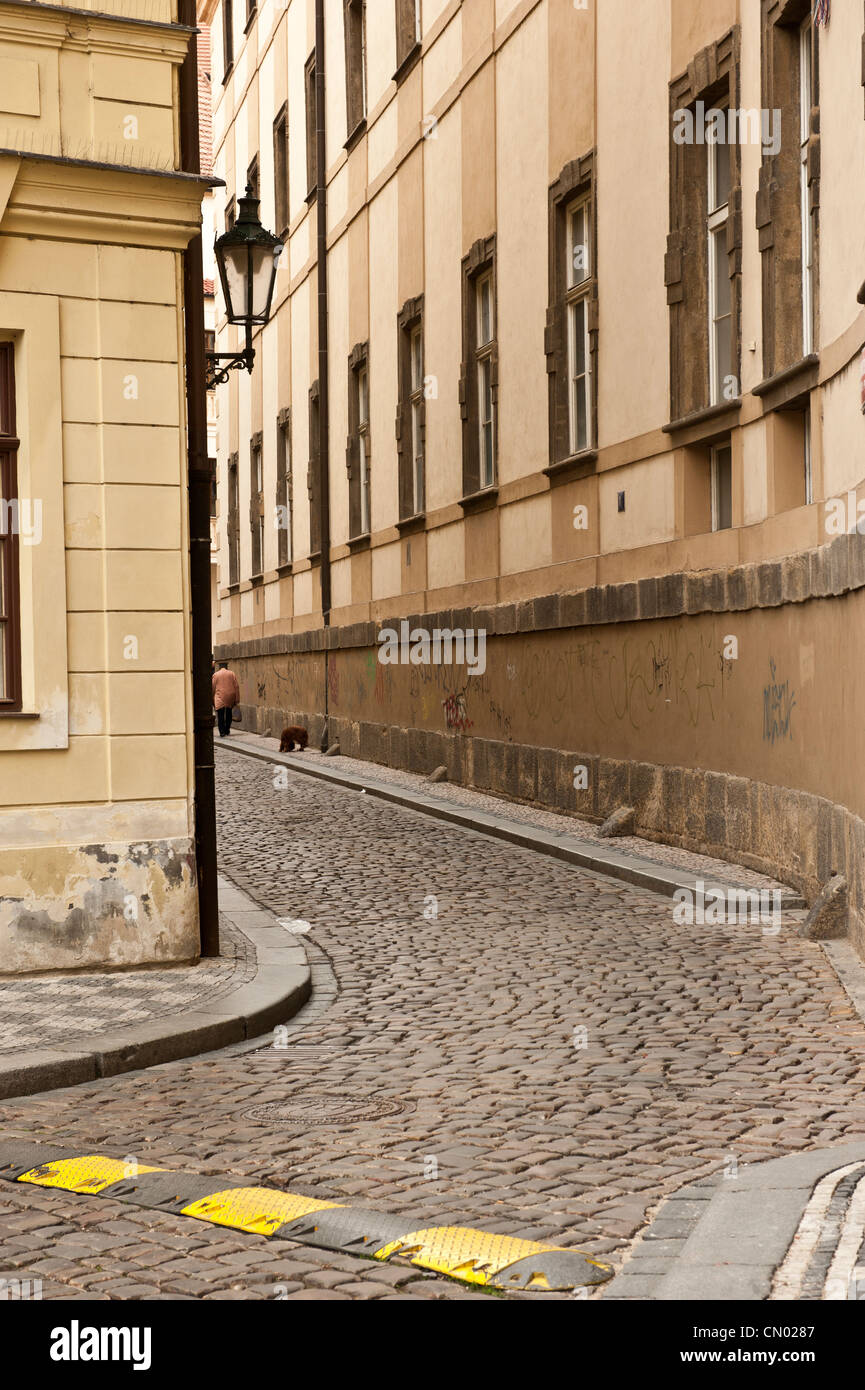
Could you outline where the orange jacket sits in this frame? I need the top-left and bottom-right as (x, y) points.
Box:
(212, 668), (240, 709)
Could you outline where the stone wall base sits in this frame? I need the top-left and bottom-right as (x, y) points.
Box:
(236, 700), (865, 960)
(0, 837), (199, 975)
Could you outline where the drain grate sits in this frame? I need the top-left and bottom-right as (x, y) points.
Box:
(244, 1094), (412, 1126)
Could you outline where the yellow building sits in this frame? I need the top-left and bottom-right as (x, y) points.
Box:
(0, 0), (212, 973)
(205, 1), (865, 955)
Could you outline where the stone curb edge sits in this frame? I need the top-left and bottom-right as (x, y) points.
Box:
(0, 1145), (613, 1293)
(0, 875), (311, 1102)
(603, 1141), (865, 1302)
(217, 738), (805, 908)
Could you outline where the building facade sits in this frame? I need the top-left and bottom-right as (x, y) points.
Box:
(0, 0), (209, 973)
(204, 0), (865, 953)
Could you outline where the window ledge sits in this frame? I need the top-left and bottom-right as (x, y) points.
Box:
(344, 118), (367, 153)
(222, 62), (234, 88)
(305, 187), (317, 207)
(393, 42), (422, 86)
(308, 549), (322, 565)
(0, 709), (38, 720)
(663, 398), (742, 438)
(347, 532), (371, 553)
(276, 561), (294, 576)
(396, 512), (426, 536)
(753, 354), (819, 409)
(226, 582), (240, 595)
(243, 7), (257, 35)
(250, 572), (264, 588)
(543, 449), (598, 485)
(459, 486), (499, 514)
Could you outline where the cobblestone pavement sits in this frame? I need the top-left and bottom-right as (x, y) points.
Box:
(0, 919), (255, 1055)
(2, 750), (865, 1300)
(229, 729), (789, 891)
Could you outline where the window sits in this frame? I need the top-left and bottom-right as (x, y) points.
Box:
(208, 457), (217, 519)
(799, 15), (815, 356)
(666, 30), (741, 421)
(358, 365), (370, 535)
(273, 104), (289, 235)
(346, 344), (371, 538)
(397, 296), (424, 518)
(225, 198), (236, 233)
(245, 0), (256, 27)
(308, 382), (321, 556)
(227, 452), (240, 585)
(344, 0), (367, 140)
(410, 325), (424, 515)
(222, 0), (234, 79)
(566, 195), (593, 452)
(758, 3), (818, 377)
(276, 408), (292, 566)
(0, 343), (21, 708)
(710, 442), (733, 531)
(803, 402), (813, 504)
(395, 0), (421, 75)
(249, 433), (263, 576)
(708, 128), (732, 406)
(546, 155), (597, 468)
(476, 272), (495, 488)
(460, 237), (497, 497)
(246, 155), (259, 201)
(305, 52), (318, 198)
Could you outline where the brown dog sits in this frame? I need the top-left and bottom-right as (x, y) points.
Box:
(279, 726), (309, 752)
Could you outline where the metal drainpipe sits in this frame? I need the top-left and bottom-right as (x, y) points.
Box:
(315, 0), (332, 752)
(178, 0), (219, 956)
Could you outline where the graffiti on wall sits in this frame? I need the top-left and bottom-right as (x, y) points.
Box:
(522, 628), (734, 732)
(762, 657), (796, 744)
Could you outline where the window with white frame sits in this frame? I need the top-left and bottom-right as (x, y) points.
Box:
(357, 364), (370, 535)
(410, 323), (424, 515)
(710, 441), (733, 532)
(476, 270), (495, 489)
(566, 194), (592, 454)
(276, 409), (292, 566)
(708, 127), (732, 406)
(799, 15), (815, 356)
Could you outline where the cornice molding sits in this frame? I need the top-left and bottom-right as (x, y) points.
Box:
(2, 162), (205, 248)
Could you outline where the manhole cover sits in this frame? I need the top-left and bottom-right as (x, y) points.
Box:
(244, 1094), (412, 1126)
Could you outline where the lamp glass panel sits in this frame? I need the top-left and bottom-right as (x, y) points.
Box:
(221, 243), (247, 321)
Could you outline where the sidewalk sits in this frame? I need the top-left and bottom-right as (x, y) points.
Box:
(0, 876), (310, 1101)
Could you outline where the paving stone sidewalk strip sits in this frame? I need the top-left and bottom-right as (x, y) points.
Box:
(0, 879), (311, 1101)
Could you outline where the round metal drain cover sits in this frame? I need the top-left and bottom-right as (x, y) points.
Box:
(244, 1094), (411, 1126)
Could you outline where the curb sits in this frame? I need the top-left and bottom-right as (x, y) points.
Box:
(0, 875), (311, 1102)
(603, 1142), (865, 1301)
(0, 1142), (612, 1293)
(217, 737), (805, 909)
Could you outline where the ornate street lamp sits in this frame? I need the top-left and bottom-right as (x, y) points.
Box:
(206, 185), (283, 389)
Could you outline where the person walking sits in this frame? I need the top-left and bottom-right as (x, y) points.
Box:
(212, 661), (240, 738)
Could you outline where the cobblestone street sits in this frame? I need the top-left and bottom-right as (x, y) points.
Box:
(2, 748), (865, 1300)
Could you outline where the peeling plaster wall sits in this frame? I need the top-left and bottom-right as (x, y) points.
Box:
(0, 838), (198, 975)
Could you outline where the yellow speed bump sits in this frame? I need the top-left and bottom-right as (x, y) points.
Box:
(17, 1156), (166, 1194)
(374, 1226), (567, 1286)
(181, 1187), (345, 1237)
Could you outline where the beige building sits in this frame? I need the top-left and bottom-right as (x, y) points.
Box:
(205, 0), (865, 954)
(0, 0), (212, 973)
